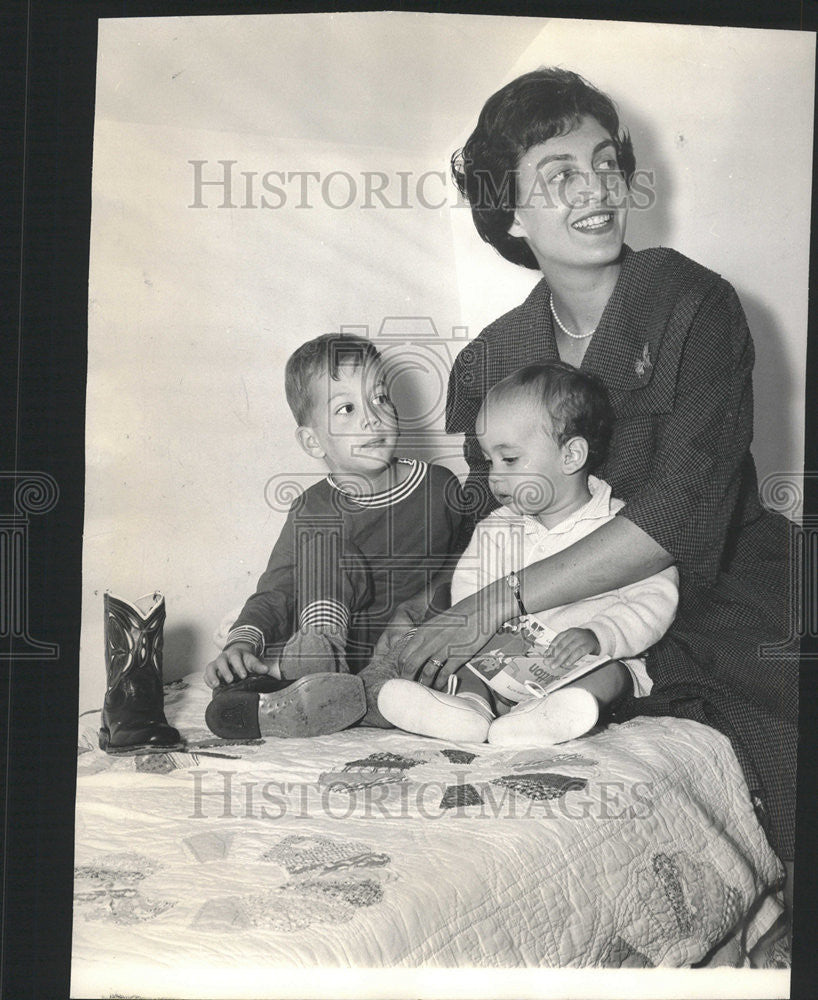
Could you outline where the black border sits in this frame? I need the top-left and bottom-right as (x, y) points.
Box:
(3, 2), (816, 997)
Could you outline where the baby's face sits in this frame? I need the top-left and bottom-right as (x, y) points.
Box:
(477, 398), (565, 517)
(306, 360), (399, 478)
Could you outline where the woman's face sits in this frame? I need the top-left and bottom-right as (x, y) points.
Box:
(508, 116), (628, 277)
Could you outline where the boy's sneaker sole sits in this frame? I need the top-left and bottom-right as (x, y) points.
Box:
(205, 673), (366, 739)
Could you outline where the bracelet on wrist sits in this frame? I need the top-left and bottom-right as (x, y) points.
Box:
(506, 572), (528, 617)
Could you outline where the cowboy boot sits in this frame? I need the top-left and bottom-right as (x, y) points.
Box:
(98, 591), (184, 754)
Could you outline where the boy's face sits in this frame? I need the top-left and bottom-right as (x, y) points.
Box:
(303, 360), (399, 477)
(477, 397), (567, 517)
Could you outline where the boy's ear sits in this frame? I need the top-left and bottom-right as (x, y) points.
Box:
(562, 436), (589, 475)
(295, 425), (325, 460)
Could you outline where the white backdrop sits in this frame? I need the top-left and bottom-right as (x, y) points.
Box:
(82, 12), (814, 710)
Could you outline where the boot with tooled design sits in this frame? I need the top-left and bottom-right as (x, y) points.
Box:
(98, 591), (184, 754)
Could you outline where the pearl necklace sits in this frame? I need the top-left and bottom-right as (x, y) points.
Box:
(550, 294), (595, 340)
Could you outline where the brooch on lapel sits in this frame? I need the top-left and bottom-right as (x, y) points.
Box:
(634, 343), (652, 378)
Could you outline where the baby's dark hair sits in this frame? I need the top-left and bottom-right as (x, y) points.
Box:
(285, 333), (381, 426)
(486, 361), (614, 472)
(452, 67), (635, 269)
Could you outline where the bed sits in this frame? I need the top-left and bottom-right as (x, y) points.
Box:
(72, 672), (787, 997)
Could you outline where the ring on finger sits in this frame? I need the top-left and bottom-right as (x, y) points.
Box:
(428, 657), (445, 669)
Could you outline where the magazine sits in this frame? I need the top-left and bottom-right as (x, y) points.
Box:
(463, 615), (613, 702)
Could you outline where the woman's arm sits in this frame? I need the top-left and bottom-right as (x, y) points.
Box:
(399, 514), (673, 685)
(404, 277), (754, 687)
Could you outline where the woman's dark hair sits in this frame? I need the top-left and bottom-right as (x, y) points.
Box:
(486, 361), (614, 472)
(452, 68), (635, 270)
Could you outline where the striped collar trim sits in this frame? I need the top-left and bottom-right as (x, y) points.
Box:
(327, 459), (427, 508)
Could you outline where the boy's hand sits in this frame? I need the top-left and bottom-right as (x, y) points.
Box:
(204, 642), (272, 688)
(546, 628), (600, 670)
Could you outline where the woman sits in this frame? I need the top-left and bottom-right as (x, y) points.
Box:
(397, 69), (797, 879)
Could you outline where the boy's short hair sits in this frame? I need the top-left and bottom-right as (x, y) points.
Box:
(285, 333), (381, 426)
(485, 361), (614, 472)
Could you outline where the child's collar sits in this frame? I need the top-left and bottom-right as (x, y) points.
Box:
(326, 458), (427, 508)
(497, 476), (612, 536)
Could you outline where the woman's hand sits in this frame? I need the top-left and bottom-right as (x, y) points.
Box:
(395, 579), (514, 688)
(368, 601), (423, 662)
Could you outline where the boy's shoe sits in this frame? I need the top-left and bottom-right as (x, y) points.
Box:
(376, 677), (493, 743)
(205, 673), (366, 739)
(279, 625), (349, 678)
(487, 686), (598, 747)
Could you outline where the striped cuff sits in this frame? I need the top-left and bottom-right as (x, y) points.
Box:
(223, 625), (265, 656)
(298, 600), (350, 633)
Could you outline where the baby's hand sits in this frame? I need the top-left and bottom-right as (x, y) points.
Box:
(204, 642), (271, 688)
(546, 628), (600, 670)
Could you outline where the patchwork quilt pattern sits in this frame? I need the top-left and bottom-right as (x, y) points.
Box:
(72, 674), (785, 994)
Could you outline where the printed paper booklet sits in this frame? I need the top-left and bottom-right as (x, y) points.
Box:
(464, 615), (612, 702)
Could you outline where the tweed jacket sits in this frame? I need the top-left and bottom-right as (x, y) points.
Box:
(447, 245), (765, 598)
(445, 246), (797, 858)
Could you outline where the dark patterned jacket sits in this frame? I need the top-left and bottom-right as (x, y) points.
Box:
(446, 245), (797, 858)
(448, 245), (769, 599)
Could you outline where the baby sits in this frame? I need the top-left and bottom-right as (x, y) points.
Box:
(204, 332), (463, 739)
(377, 361), (679, 745)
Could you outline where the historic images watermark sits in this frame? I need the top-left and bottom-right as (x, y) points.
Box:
(188, 768), (656, 823)
(188, 161), (658, 212)
(0, 471), (60, 659)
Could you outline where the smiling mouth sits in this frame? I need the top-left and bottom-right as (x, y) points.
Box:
(572, 212), (614, 232)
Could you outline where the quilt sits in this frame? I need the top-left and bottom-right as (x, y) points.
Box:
(72, 674), (785, 996)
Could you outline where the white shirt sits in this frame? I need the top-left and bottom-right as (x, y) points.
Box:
(451, 477), (679, 692)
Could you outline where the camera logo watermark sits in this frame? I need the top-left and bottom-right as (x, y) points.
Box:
(257, 317), (544, 656)
(243, 317), (812, 667)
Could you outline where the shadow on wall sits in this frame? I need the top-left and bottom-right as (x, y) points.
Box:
(616, 101), (674, 251)
(164, 623), (203, 682)
(376, 317), (469, 470)
(738, 288), (797, 490)
(622, 100), (799, 491)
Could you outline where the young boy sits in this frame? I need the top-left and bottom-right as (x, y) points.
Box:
(204, 333), (464, 739)
(377, 361), (679, 745)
